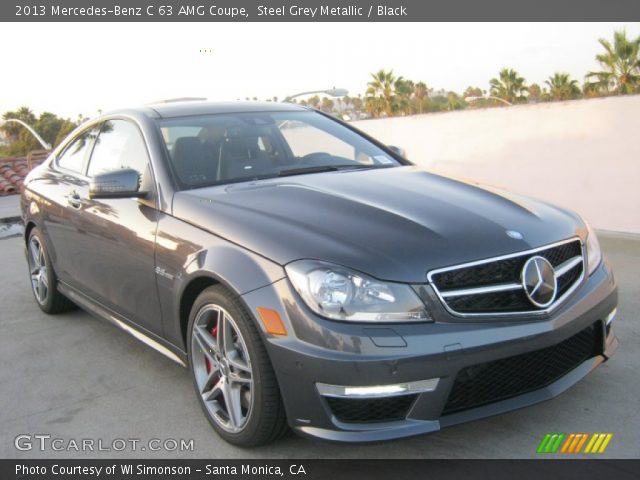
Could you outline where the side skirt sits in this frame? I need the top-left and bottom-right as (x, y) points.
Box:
(57, 281), (188, 367)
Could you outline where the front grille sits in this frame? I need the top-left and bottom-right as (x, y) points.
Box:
(442, 322), (601, 415)
(446, 289), (531, 313)
(430, 238), (584, 315)
(557, 262), (582, 294)
(325, 394), (417, 423)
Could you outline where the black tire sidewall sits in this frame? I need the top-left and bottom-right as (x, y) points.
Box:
(28, 228), (57, 312)
(186, 285), (275, 447)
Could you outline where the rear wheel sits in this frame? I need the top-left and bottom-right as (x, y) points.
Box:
(27, 227), (75, 314)
(187, 285), (288, 447)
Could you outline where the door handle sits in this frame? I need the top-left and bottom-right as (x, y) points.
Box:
(66, 192), (82, 209)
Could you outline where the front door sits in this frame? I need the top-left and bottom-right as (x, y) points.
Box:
(76, 119), (162, 335)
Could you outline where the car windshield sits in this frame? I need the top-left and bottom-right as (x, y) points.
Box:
(157, 110), (402, 189)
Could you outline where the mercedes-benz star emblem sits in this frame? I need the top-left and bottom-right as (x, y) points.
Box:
(521, 256), (557, 308)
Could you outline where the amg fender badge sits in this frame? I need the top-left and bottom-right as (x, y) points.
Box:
(154, 266), (174, 280)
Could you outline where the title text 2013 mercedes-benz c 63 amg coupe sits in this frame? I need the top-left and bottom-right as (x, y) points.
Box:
(21, 101), (618, 446)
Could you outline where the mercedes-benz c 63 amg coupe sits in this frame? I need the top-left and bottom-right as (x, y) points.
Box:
(21, 101), (618, 446)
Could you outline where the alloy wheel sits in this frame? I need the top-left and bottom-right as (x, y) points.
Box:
(28, 236), (48, 305)
(191, 304), (254, 433)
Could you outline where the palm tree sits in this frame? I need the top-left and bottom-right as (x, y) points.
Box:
(352, 95), (364, 114)
(585, 30), (640, 95)
(489, 68), (528, 104)
(463, 86), (483, 98)
(365, 69), (396, 117)
(545, 73), (581, 101)
(414, 82), (429, 114)
(320, 97), (335, 113)
(527, 83), (542, 103)
(393, 77), (414, 115)
(307, 95), (320, 109)
(462, 86), (486, 108)
(1, 107), (39, 146)
(447, 92), (464, 111)
(582, 81), (601, 99)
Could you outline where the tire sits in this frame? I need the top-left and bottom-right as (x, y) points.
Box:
(26, 227), (75, 314)
(187, 285), (288, 447)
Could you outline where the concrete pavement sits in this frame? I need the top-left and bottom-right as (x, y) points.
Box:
(0, 232), (638, 459)
(0, 195), (20, 222)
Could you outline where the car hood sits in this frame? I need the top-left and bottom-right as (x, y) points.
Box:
(172, 166), (583, 283)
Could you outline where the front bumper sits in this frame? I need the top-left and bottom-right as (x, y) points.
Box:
(242, 259), (618, 443)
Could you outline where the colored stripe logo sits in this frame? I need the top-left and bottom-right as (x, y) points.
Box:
(537, 433), (612, 454)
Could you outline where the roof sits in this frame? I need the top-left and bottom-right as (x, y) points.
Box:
(143, 100), (308, 119)
(0, 154), (47, 196)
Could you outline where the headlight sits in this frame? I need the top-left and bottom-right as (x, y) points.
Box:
(285, 260), (430, 322)
(585, 220), (602, 275)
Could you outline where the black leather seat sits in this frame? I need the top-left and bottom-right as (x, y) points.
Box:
(219, 135), (272, 181)
(172, 137), (217, 185)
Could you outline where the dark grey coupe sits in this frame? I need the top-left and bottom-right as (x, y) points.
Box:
(21, 101), (618, 446)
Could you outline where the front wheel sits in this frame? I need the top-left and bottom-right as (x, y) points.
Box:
(187, 285), (288, 447)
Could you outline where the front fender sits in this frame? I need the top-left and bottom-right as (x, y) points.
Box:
(154, 214), (285, 349)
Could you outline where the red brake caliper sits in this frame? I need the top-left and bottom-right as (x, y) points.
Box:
(205, 324), (218, 373)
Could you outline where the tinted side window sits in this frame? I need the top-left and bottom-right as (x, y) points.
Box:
(57, 129), (97, 173)
(87, 120), (149, 177)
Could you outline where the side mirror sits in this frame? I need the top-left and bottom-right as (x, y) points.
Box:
(388, 145), (407, 159)
(89, 168), (146, 199)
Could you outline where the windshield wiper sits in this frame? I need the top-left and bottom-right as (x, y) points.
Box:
(276, 164), (373, 178)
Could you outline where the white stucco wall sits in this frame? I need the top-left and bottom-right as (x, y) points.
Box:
(353, 95), (640, 233)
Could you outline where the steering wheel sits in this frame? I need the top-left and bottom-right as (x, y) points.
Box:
(298, 152), (333, 164)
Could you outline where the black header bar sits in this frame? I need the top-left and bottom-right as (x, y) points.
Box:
(3, 0), (640, 22)
(3, 459), (640, 480)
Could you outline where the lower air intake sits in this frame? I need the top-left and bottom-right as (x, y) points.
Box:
(443, 322), (601, 414)
(325, 394), (417, 423)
